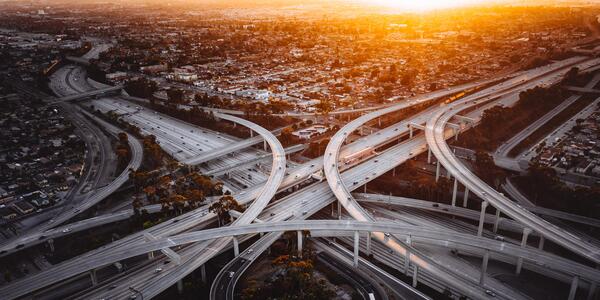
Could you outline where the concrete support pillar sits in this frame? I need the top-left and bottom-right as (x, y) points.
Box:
(412, 265), (418, 288)
(435, 162), (441, 182)
(201, 264), (207, 284)
(392, 167), (396, 177)
(331, 202), (335, 218)
(250, 129), (253, 137)
(360, 127), (364, 135)
(353, 231), (360, 267)
(297, 230), (303, 258)
(516, 228), (531, 275)
(378, 117), (381, 127)
(233, 237), (239, 257)
(463, 187), (469, 207)
(404, 234), (412, 274)
(480, 250), (490, 285)
(404, 250), (411, 275)
(587, 281), (597, 300)
(338, 201), (342, 220)
(177, 279), (184, 294)
(538, 236), (545, 250)
(451, 177), (458, 206)
(366, 232), (372, 257)
(48, 239), (54, 252)
(90, 269), (98, 286)
(263, 140), (267, 151)
(477, 201), (488, 237)
(148, 251), (154, 260)
(568, 276), (579, 300)
(409, 126), (414, 138)
(454, 129), (459, 141)
(427, 148), (432, 164)
(493, 209), (501, 234)
(363, 183), (367, 193)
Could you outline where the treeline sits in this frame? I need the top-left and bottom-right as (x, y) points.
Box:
(456, 85), (568, 152)
(114, 132), (132, 172)
(515, 164), (600, 219)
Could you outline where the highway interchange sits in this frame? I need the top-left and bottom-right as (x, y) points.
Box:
(1, 45), (600, 300)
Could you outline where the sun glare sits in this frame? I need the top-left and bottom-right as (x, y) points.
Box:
(366, 0), (485, 12)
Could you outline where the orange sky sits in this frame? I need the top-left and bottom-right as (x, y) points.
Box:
(358, 0), (493, 11)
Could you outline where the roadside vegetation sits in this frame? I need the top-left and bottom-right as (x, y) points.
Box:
(240, 233), (335, 300)
(456, 85), (569, 152)
(514, 164), (600, 219)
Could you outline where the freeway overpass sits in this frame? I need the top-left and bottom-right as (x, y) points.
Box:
(425, 57), (600, 265)
(6, 50), (600, 300)
(48, 85), (123, 103)
(563, 85), (600, 94)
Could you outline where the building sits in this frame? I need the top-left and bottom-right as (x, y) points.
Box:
(0, 206), (18, 220)
(13, 201), (34, 214)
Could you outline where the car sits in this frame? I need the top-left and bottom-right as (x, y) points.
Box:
(38, 235), (47, 240)
(164, 260), (171, 265)
(409, 152), (414, 155)
(109, 285), (118, 290)
(485, 290), (496, 297)
(374, 160), (378, 163)
(494, 235), (504, 241)
(353, 181), (359, 185)
(247, 249), (253, 254)
(384, 233), (390, 237)
(302, 211), (308, 215)
(15, 244), (24, 249)
(62, 228), (71, 233)
(432, 203), (439, 208)
(228, 271), (235, 278)
(155, 267), (163, 273)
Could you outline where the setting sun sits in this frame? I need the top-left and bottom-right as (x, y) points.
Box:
(365, 0), (487, 11)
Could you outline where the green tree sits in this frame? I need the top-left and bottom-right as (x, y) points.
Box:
(209, 195), (242, 226)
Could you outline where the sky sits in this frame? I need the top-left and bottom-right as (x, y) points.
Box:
(355, 0), (494, 11)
